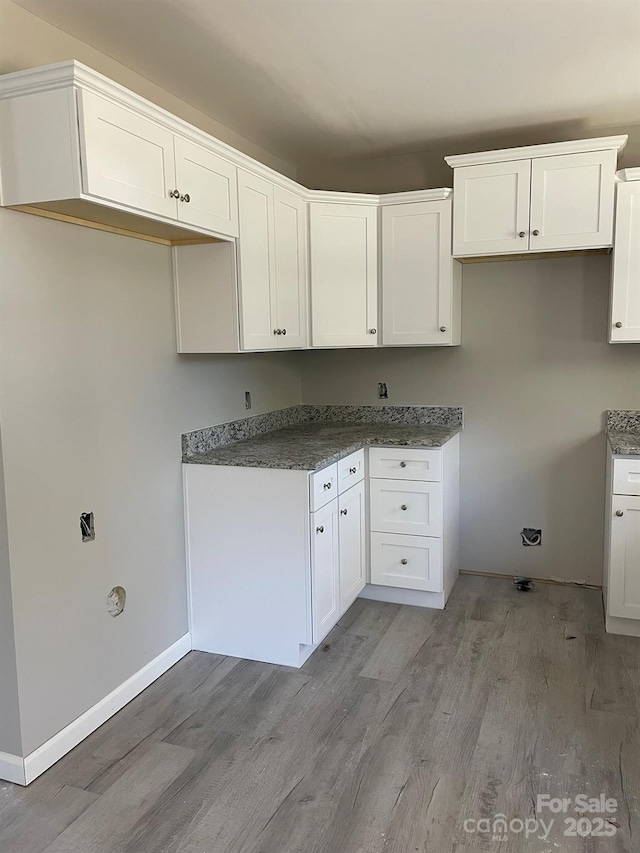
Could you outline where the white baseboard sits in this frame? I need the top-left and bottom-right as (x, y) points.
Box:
(606, 614), (640, 638)
(0, 633), (191, 786)
(0, 751), (26, 786)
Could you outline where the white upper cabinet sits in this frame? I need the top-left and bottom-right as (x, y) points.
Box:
(451, 160), (531, 256)
(529, 150), (616, 251)
(237, 170), (308, 350)
(79, 90), (178, 220)
(310, 202), (378, 348)
(610, 173), (640, 343)
(446, 137), (627, 258)
(173, 135), (238, 236)
(381, 196), (461, 346)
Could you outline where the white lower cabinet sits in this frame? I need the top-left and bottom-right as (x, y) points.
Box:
(371, 532), (442, 592)
(605, 454), (640, 633)
(311, 498), (340, 642)
(338, 480), (367, 611)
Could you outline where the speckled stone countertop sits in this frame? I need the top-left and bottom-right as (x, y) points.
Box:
(184, 421), (461, 471)
(606, 410), (640, 456)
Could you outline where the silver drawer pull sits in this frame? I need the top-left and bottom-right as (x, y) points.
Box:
(349, 466), (357, 474)
(316, 525), (324, 534)
(616, 510), (624, 517)
(401, 558), (408, 565)
(401, 504), (408, 511)
(323, 482), (332, 490)
(340, 508), (348, 516)
(400, 461), (407, 468)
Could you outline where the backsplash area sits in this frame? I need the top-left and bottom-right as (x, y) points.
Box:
(182, 404), (463, 458)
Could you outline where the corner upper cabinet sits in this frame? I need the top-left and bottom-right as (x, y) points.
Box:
(380, 194), (461, 346)
(310, 201), (378, 347)
(446, 137), (627, 258)
(610, 171), (640, 343)
(237, 170), (308, 350)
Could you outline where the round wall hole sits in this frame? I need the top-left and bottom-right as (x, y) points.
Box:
(106, 586), (126, 617)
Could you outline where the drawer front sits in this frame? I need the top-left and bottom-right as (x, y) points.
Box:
(613, 458), (640, 497)
(310, 462), (338, 511)
(370, 532), (443, 592)
(369, 447), (442, 482)
(337, 449), (365, 494)
(370, 479), (442, 537)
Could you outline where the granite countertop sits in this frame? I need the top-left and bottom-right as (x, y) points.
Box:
(606, 410), (640, 456)
(184, 421), (461, 471)
(607, 430), (640, 456)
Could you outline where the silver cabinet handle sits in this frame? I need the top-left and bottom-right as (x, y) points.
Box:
(532, 229), (540, 236)
(615, 322), (623, 328)
(169, 189), (180, 198)
(180, 193), (190, 203)
(616, 510), (624, 517)
(401, 504), (408, 511)
(440, 326), (447, 332)
(316, 525), (324, 533)
(273, 329), (279, 335)
(349, 466), (357, 474)
(400, 558), (408, 565)
(282, 329), (286, 335)
(400, 461), (407, 468)
(369, 328), (377, 334)
(340, 508), (348, 516)
(323, 482), (332, 490)
(518, 231), (526, 238)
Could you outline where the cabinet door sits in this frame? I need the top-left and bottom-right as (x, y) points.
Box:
(529, 150), (616, 251)
(608, 495), (640, 620)
(610, 180), (640, 343)
(174, 136), (239, 236)
(338, 480), (366, 611)
(272, 187), (308, 348)
(382, 200), (457, 345)
(452, 160), (531, 256)
(311, 499), (340, 643)
(237, 170), (277, 350)
(78, 90), (177, 219)
(310, 203), (378, 347)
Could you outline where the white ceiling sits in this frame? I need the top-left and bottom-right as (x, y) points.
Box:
(10, 0), (640, 168)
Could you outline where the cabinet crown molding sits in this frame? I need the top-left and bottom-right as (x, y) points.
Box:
(617, 168), (640, 182)
(444, 135), (628, 169)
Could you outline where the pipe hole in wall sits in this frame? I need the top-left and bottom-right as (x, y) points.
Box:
(106, 586), (126, 617)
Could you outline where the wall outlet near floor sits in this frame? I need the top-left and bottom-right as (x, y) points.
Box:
(378, 382), (388, 399)
(521, 528), (542, 546)
(244, 391), (252, 410)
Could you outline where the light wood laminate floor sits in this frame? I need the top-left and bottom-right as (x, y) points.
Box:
(2, 575), (639, 852)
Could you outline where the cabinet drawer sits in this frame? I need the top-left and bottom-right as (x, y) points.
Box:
(310, 462), (338, 511)
(337, 449), (365, 494)
(370, 532), (443, 592)
(613, 458), (640, 497)
(369, 447), (442, 482)
(370, 478), (442, 537)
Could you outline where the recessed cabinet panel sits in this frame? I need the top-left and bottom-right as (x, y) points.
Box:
(609, 495), (640, 620)
(368, 447), (442, 482)
(237, 171), (276, 350)
(370, 479), (443, 537)
(174, 136), (238, 236)
(273, 187), (308, 348)
(529, 150), (615, 250)
(338, 480), (366, 610)
(78, 90), (177, 219)
(310, 203), (378, 347)
(311, 499), (340, 642)
(310, 463), (338, 512)
(382, 200), (458, 346)
(452, 160), (531, 256)
(610, 180), (640, 343)
(370, 532), (442, 592)
(613, 458), (640, 497)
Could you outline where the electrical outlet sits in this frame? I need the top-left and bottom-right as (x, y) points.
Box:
(80, 512), (95, 542)
(378, 382), (388, 399)
(245, 391), (252, 410)
(521, 528), (542, 546)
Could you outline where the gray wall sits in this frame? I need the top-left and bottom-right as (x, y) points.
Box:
(0, 425), (22, 756)
(300, 256), (640, 585)
(0, 209), (301, 755)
